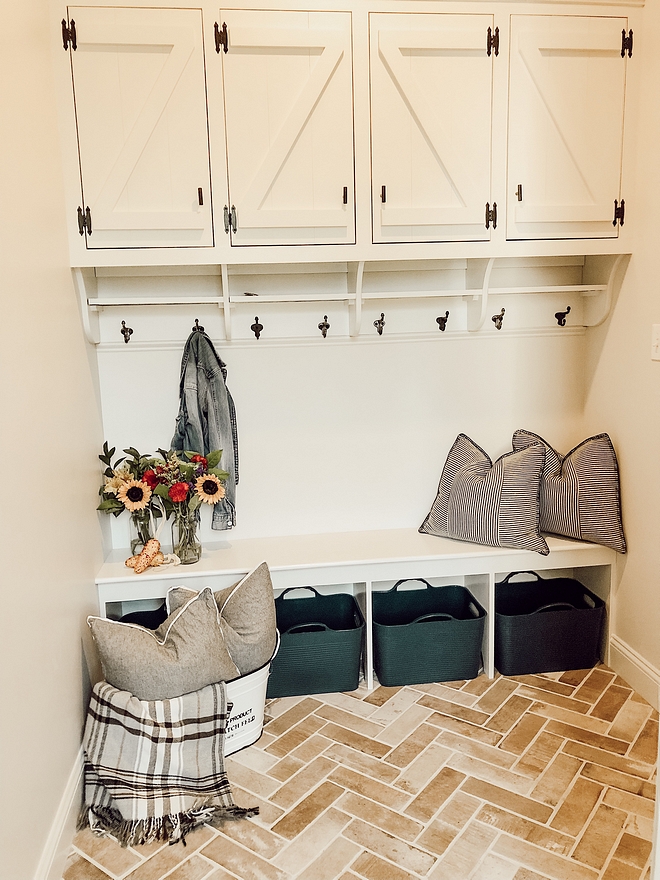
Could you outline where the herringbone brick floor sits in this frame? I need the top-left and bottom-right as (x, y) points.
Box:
(63, 665), (657, 880)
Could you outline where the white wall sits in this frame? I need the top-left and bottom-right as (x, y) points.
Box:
(583, 6), (660, 704)
(0, 3), (103, 877)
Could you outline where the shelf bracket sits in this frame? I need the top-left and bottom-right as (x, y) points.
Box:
(72, 267), (100, 345)
(466, 257), (495, 332)
(349, 260), (364, 338)
(221, 264), (231, 341)
(582, 254), (629, 328)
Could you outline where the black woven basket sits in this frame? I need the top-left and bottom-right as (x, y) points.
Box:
(495, 571), (605, 676)
(266, 587), (364, 698)
(372, 580), (486, 687)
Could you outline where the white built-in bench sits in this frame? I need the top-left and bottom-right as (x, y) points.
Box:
(95, 529), (616, 689)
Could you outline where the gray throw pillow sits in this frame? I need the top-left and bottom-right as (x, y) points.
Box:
(167, 561), (277, 675)
(512, 429), (626, 552)
(88, 587), (240, 701)
(419, 433), (549, 555)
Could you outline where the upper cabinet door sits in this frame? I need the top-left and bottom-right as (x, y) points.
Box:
(69, 7), (213, 249)
(370, 13), (494, 244)
(507, 16), (628, 241)
(220, 10), (355, 247)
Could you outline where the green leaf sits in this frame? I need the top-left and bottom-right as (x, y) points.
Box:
(123, 447), (141, 460)
(97, 498), (123, 512)
(188, 493), (202, 512)
(209, 468), (229, 480)
(183, 449), (201, 460)
(179, 463), (195, 479)
(157, 448), (171, 463)
(154, 484), (171, 500)
(206, 450), (223, 468)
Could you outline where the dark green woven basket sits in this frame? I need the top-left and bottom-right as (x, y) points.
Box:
(495, 571), (605, 676)
(266, 587), (364, 698)
(372, 580), (486, 687)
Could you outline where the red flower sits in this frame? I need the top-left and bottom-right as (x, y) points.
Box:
(190, 454), (208, 468)
(142, 469), (159, 489)
(168, 482), (189, 503)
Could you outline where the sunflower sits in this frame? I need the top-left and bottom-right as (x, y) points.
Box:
(195, 474), (226, 504)
(117, 479), (152, 511)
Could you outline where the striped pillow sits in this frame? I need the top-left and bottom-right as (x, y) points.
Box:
(419, 433), (549, 555)
(512, 430), (626, 553)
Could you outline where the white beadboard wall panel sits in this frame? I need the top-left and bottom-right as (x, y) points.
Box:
(97, 329), (585, 551)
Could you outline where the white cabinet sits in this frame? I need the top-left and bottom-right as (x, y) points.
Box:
(369, 13), (495, 244)
(507, 15), (629, 241)
(67, 6), (214, 249)
(219, 9), (355, 247)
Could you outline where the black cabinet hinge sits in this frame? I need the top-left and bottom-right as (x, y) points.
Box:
(215, 21), (228, 53)
(621, 29), (633, 59)
(487, 26), (499, 57)
(485, 201), (497, 229)
(613, 199), (625, 227)
(77, 206), (92, 236)
(61, 18), (77, 51)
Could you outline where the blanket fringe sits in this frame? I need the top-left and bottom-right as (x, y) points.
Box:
(78, 802), (258, 848)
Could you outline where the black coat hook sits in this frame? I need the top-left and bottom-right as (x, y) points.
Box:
(492, 308), (505, 330)
(318, 315), (330, 338)
(251, 317), (263, 340)
(555, 306), (571, 327)
(192, 318), (205, 333)
(120, 321), (133, 343)
(436, 311), (450, 332)
(374, 313), (385, 335)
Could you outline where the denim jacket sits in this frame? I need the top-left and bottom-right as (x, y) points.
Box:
(171, 330), (238, 530)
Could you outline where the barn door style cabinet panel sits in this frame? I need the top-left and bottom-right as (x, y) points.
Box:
(369, 13), (495, 245)
(219, 9), (355, 246)
(507, 14), (630, 241)
(64, 6), (214, 249)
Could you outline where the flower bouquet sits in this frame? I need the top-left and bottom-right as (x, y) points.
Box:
(148, 449), (229, 565)
(97, 443), (164, 554)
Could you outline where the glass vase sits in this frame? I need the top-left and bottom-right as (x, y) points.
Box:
(172, 505), (202, 565)
(129, 509), (155, 556)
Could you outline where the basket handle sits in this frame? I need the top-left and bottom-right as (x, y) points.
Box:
(533, 602), (576, 614)
(391, 578), (436, 592)
(411, 612), (455, 624)
(277, 586), (322, 601)
(499, 571), (543, 584)
(285, 622), (330, 634)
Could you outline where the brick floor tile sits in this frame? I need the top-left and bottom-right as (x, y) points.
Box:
(317, 723), (391, 758)
(266, 714), (328, 759)
(603, 788), (656, 821)
(329, 764), (410, 809)
(486, 696), (534, 734)
(558, 669), (593, 688)
(437, 729), (517, 769)
(394, 742), (453, 794)
(591, 686), (634, 722)
(338, 790), (423, 840)
(550, 777), (603, 836)
(265, 698), (324, 737)
(449, 752), (535, 796)
(63, 853), (113, 880)
(581, 763), (656, 800)
(477, 803), (574, 855)
(269, 756), (337, 809)
(514, 732), (564, 778)
(475, 678), (520, 714)
(418, 694), (491, 726)
(427, 820), (498, 879)
(375, 702), (434, 747)
(609, 702), (653, 744)
(349, 851), (417, 880)
(343, 818), (436, 875)
(509, 675), (575, 697)
(517, 685), (592, 715)
(404, 766), (466, 822)
(268, 755), (305, 782)
(202, 836), (289, 880)
(542, 720), (629, 755)
(411, 681), (480, 707)
(415, 819), (461, 856)
(531, 753), (583, 806)
(272, 781), (344, 839)
(572, 804), (628, 870)
(384, 722), (439, 768)
(613, 833), (653, 869)
(562, 740), (653, 779)
(494, 834), (600, 880)
(499, 714), (547, 756)
(573, 668), (617, 704)
(362, 686), (401, 707)
(426, 711), (503, 745)
(600, 858), (645, 880)
(530, 702), (611, 734)
(460, 778), (552, 823)
(273, 806), (351, 874)
(629, 720), (659, 765)
(323, 742), (400, 783)
(314, 704), (384, 738)
(436, 791), (482, 829)
(294, 834), (360, 880)
(70, 828), (142, 876)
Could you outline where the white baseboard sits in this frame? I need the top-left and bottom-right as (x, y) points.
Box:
(33, 747), (84, 880)
(609, 635), (660, 711)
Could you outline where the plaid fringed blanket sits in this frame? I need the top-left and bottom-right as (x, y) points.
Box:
(79, 680), (258, 846)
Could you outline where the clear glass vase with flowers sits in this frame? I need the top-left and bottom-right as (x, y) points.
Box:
(97, 443), (164, 554)
(149, 449), (229, 565)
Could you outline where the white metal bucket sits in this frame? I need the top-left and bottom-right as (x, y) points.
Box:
(224, 634), (279, 756)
